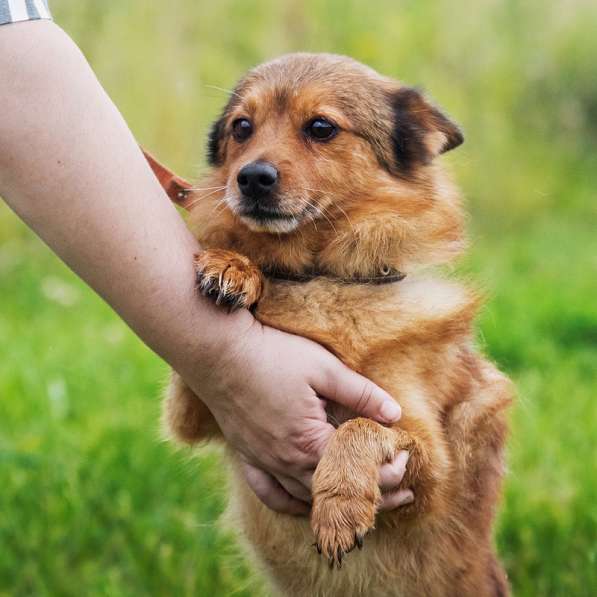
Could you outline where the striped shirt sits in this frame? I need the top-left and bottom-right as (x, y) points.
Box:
(0, 0), (51, 25)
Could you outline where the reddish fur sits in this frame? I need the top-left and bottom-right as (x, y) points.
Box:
(162, 53), (513, 596)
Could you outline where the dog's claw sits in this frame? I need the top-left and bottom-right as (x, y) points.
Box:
(322, 545), (346, 570)
(313, 523), (369, 569)
(194, 250), (262, 313)
(196, 271), (247, 312)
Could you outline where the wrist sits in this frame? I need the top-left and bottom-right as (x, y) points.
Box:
(173, 300), (259, 400)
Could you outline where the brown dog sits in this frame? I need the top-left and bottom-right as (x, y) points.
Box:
(163, 53), (513, 596)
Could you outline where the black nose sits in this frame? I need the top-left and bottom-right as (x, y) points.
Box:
(237, 161), (278, 199)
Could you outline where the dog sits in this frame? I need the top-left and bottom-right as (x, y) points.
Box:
(162, 53), (513, 596)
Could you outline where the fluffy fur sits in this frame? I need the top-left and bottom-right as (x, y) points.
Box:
(163, 53), (513, 596)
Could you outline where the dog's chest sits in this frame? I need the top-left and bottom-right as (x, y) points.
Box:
(254, 276), (473, 372)
(255, 279), (400, 365)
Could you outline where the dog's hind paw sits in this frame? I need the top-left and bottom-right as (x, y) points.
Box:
(194, 249), (263, 311)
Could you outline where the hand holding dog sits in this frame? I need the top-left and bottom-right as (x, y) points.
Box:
(192, 318), (412, 515)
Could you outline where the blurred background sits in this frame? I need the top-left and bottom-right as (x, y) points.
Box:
(1, 1), (596, 595)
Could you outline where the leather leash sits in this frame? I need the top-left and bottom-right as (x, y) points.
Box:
(142, 148), (194, 209)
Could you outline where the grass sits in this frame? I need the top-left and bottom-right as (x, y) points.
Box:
(1, 0), (596, 595)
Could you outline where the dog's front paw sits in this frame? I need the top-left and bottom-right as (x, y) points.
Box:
(310, 419), (412, 569)
(311, 488), (376, 569)
(194, 249), (263, 311)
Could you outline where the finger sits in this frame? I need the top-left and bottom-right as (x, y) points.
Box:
(242, 463), (309, 516)
(282, 420), (334, 469)
(275, 474), (313, 503)
(379, 451), (410, 492)
(316, 361), (401, 424)
(378, 489), (414, 512)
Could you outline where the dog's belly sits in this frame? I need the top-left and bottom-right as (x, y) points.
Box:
(225, 457), (438, 597)
(225, 454), (484, 597)
(239, 277), (486, 596)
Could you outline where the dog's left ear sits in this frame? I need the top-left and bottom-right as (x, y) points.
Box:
(389, 87), (463, 172)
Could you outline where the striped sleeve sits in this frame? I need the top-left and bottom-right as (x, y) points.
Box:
(0, 0), (51, 26)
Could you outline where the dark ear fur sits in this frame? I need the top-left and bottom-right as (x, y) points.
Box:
(206, 114), (227, 166)
(206, 84), (246, 166)
(390, 87), (463, 172)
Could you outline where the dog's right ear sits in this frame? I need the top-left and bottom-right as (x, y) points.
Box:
(206, 114), (227, 166)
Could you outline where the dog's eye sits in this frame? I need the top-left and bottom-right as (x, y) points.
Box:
(232, 118), (253, 142)
(305, 118), (337, 141)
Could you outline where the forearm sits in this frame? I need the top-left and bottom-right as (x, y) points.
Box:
(0, 20), (406, 515)
(0, 21), (251, 376)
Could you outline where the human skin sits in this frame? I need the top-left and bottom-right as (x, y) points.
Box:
(0, 21), (413, 513)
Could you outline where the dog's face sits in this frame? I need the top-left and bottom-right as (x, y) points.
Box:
(206, 53), (463, 235)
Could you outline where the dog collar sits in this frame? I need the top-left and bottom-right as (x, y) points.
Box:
(263, 267), (406, 285)
(143, 148), (406, 285)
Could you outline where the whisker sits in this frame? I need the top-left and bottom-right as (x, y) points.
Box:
(301, 188), (354, 234)
(206, 195), (232, 219)
(292, 190), (341, 234)
(292, 194), (338, 234)
(185, 186), (227, 192)
(294, 221), (307, 245)
(290, 195), (318, 221)
(333, 203), (355, 233)
(315, 206), (338, 234)
(204, 84), (242, 99)
(185, 187), (227, 210)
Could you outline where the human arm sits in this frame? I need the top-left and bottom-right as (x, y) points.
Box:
(0, 20), (408, 513)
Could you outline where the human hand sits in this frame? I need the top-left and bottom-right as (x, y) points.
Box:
(187, 317), (412, 515)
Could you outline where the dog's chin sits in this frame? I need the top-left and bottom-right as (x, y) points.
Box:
(240, 215), (301, 233)
(234, 205), (304, 234)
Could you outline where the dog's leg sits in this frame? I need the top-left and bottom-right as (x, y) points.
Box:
(311, 406), (449, 568)
(194, 248), (263, 311)
(311, 418), (404, 567)
(443, 365), (513, 596)
(163, 371), (222, 443)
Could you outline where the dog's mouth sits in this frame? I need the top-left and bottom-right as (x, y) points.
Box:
(238, 204), (294, 221)
(237, 206), (301, 233)
(230, 195), (320, 233)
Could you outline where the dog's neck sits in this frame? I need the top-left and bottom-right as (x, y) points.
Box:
(142, 150), (465, 281)
(190, 173), (465, 281)
(189, 201), (451, 283)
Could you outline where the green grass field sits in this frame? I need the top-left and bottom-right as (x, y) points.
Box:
(1, 1), (596, 595)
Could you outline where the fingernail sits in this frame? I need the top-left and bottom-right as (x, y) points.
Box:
(395, 450), (409, 470)
(398, 489), (414, 506)
(380, 400), (401, 422)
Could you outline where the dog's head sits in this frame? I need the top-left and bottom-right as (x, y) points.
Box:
(193, 53), (466, 274)
(204, 53), (463, 237)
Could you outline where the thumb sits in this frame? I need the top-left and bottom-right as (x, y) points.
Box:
(315, 360), (401, 424)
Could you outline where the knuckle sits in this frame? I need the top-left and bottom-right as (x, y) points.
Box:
(355, 382), (375, 413)
(293, 430), (328, 466)
(277, 451), (300, 469)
